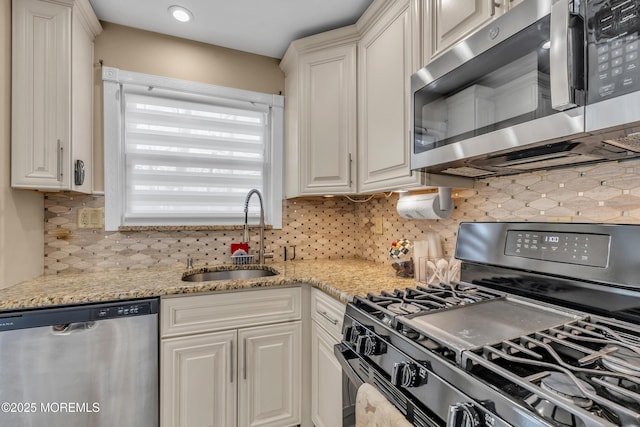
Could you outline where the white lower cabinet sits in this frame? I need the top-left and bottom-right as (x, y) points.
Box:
(160, 287), (302, 427)
(162, 331), (237, 427)
(311, 322), (343, 427)
(310, 288), (346, 427)
(239, 323), (302, 427)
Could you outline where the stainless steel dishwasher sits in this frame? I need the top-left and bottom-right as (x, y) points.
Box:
(0, 298), (158, 426)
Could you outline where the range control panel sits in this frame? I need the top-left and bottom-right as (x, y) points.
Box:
(505, 230), (610, 267)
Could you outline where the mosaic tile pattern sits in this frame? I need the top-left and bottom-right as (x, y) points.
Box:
(44, 159), (640, 275)
(355, 159), (640, 264)
(44, 195), (358, 275)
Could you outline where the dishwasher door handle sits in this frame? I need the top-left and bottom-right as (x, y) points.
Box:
(51, 321), (96, 335)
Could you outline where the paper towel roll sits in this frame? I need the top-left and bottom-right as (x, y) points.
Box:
(396, 192), (453, 220)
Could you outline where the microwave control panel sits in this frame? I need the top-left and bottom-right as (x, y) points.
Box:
(588, 0), (640, 102)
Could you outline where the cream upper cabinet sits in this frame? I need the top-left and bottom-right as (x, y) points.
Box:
(425, 0), (507, 63)
(11, 0), (101, 192)
(357, 0), (424, 193)
(280, 30), (358, 197)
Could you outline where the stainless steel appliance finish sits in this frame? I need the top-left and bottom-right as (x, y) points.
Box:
(0, 298), (159, 426)
(411, 0), (640, 178)
(336, 222), (640, 427)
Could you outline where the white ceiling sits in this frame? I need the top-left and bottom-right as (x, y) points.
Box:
(88, 0), (373, 59)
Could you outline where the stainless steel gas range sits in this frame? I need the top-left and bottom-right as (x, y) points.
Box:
(335, 222), (640, 427)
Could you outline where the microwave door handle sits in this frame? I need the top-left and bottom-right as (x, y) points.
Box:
(550, 0), (577, 111)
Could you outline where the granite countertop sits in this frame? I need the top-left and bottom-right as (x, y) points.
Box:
(0, 259), (418, 311)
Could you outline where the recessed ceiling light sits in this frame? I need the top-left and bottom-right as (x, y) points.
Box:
(168, 5), (193, 23)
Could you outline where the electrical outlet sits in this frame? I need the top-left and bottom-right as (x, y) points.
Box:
(373, 216), (383, 234)
(78, 207), (104, 229)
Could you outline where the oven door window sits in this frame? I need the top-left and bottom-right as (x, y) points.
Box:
(414, 17), (554, 154)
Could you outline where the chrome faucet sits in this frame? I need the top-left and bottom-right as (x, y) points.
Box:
(243, 189), (272, 264)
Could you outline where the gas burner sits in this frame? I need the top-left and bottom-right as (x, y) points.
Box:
(601, 345), (640, 376)
(540, 373), (595, 408)
(599, 346), (640, 403)
(387, 302), (422, 315)
(524, 373), (596, 427)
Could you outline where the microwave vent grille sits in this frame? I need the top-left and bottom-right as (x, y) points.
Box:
(602, 132), (640, 153)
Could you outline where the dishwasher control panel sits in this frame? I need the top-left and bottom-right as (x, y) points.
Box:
(94, 301), (155, 320)
(0, 298), (159, 331)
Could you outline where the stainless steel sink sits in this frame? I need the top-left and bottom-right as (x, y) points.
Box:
(182, 267), (278, 282)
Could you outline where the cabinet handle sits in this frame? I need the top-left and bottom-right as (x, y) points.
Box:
(230, 341), (234, 383)
(56, 140), (63, 181)
(490, 1), (501, 16)
(348, 153), (353, 186)
(318, 310), (339, 325)
(242, 338), (247, 380)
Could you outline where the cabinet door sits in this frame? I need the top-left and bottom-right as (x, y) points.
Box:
(358, 0), (423, 193)
(298, 44), (356, 195)
(427, 0), (502, 62)
(311, 321), (343, 427)
(12, 0), (71, 190)
(70, 3), (95, 193)
(161, 331), (237, 427)
(508, 0), (524, 9)
(239, 322), (302, 427)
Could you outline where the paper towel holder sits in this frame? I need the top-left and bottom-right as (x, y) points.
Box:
(397, 187), (453, 220)
(436, 187), (452, 211)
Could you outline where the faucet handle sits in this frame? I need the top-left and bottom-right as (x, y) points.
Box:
(187, 257), (194, 270)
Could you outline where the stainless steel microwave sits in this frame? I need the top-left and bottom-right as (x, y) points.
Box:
(411, 0), (640, 178)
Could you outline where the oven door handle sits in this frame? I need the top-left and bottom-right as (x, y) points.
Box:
(334, 342), (364, 388)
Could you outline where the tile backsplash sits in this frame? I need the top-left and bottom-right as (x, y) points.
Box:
(44, 159), (640, 275)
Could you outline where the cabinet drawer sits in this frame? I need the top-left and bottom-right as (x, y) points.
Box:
(161, 287), (301, 337)
(310, 288), (345, 340)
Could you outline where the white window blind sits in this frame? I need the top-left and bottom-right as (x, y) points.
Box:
(102, 67), (283, 230)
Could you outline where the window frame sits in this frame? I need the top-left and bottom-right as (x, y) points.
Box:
(102, 66), (284, 231)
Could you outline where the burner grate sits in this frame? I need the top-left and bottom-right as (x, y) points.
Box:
(353, 283), (504, 327)
(463, 316), (640, 427)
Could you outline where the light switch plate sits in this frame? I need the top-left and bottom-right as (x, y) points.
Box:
(373, 216), (383, 234)
(78, 207), (104, 229)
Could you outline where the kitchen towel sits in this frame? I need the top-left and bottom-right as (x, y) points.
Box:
(355, 382), (413, 427)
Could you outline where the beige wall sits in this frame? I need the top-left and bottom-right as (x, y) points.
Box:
(92, 22), (285, 191)
(0, 1), (44, 288)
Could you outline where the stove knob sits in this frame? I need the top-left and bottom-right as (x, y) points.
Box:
(346, 325), (364, 345)
(447, 402), (482, 427)
(391, 362), (422, 388)
(355, 335), (386, 356)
